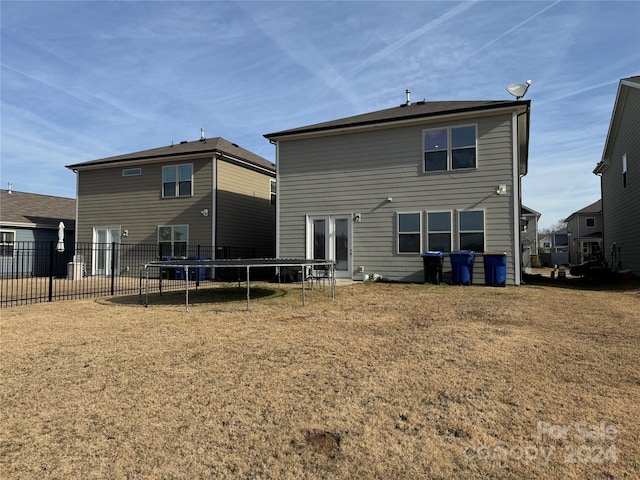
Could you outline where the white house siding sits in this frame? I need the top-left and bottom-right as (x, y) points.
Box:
(600, 86), (640, 273)
(277, 113), (520, 283)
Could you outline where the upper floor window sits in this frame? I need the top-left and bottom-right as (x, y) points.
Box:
(122, 168), (141, 177)
(427, 211), (452, 252)
(398, 212), (421, 253)
(163, 164), (192, 197)
(585, 217), (595, 228)
(0, 231), (15, 257)
(423, 125), (477, 172)
(459, 210), (484, 251)
(158, 225), (188, 257)
(622, 153), (627, 189)
(270, 179), (277, 206)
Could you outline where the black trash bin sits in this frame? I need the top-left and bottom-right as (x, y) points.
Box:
(483, 252), (507, 287)
(422, 251), (445, 284)
(450, 250), (475, 285)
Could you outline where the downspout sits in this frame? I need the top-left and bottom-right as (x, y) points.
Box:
(513, 103), (530, 285)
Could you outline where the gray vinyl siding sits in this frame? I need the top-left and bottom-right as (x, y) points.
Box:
(601, 86), (640, 273)
(76, 158), (214, 246)
(216, 160), (276, 257)
(278, 113), (519, 283)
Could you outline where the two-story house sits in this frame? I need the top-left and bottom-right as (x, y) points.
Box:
(594, 76), (640, 275)
(520, 204), (541, 272)
(564, 199), (602, 265)
(66, 135), (275, 276)
(265, 98), (530, 284)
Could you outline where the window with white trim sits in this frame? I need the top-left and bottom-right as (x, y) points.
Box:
(397, 212), (421, 254)
(158, 225), (188, 257)
(585, 217), (595, 228)
(622, 153), (627, 189)
(162, 164), (192, 197)
(270, 179), (276, 206)
(423, 125), (477, 172)
(458, 210), (484, 252)
(122, 168), (141, 176)
(427, 212), (452, 252)
(0, 230), (15, 257)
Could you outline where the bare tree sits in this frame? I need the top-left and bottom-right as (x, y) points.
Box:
(539, 219), (567, 235)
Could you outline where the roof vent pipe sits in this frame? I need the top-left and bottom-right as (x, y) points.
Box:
(405, 89), (411, 105)
(200, 128), (205, 141)
(7, 182), (12, 194)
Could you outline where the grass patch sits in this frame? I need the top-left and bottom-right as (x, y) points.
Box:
(1, 282), (639, 479)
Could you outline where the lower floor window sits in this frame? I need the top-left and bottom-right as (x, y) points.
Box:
(459, 210), (484, 251)
(0, 231), (15, 256)
(158, 225), (188, 257)
(427, 212), (452, 252)
(398, 213), (421, 253)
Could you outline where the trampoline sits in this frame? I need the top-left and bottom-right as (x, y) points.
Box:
(140, 258), (336, 311)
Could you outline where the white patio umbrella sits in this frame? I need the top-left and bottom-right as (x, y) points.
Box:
(56, 221), (65, 252)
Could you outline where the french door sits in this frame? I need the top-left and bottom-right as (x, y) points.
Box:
(93, 226), (121, 276)
(307, 215), (351, 278)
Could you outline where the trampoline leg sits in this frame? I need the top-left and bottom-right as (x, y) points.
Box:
(246, 265), (250, 311)
(184, 266), (189, 313)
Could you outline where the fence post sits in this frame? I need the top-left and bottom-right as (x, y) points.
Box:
(48, 241), (54, 302)
(110, 241), (116, 296)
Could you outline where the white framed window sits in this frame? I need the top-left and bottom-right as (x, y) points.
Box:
(0, 230), (15, 257)
(622, 153), (627, 189)
(122, 168), (141, 177)
(423, 125), (477, 172)
(585, 217), (595, 228)
(458, 210), (485, 252)
(427, 211), (452, 252)
(158, 225), (188, 257)
(270, 179), (276, 206)
(397, 212), (421, 254)
(162, 164), (192, 197)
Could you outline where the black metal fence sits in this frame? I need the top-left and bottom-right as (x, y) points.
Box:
(0, 242), (258, 308)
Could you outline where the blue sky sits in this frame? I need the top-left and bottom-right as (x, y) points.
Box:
(1, 0), (638, 229)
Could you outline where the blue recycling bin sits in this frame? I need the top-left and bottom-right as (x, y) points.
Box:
(422, 251), (445, 284)
(187, 257), (207, 281)
(484, 252), (507, 287)
(450, 250), (475, 285)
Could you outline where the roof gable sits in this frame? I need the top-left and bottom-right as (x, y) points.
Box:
(565, 199), (602, 222)
(596, 75), (640, 172)
(66, 136), (274, 173)
(0, 190), (76, 229)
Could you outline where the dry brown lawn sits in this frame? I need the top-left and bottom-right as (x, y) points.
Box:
(1, 281), (639, 479)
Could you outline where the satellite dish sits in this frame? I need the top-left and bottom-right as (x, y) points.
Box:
(506, 80), (532, 100)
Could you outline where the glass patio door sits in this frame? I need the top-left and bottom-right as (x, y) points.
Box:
(93, 226), (121, 276)
(308, 215), (351, 278)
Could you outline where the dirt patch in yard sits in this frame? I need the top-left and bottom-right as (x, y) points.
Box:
(1, 282), (639, 479)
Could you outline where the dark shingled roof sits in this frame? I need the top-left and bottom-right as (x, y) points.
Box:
(264, 100), (528, 138)
(66, 137), (274, 172)
(0, 190), (75, 229)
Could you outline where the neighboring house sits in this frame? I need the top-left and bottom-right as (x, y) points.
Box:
(594, 76), (640, 274)
(564, 199), (602, 265)
(66, 135), (275, 276)
(0, 188), (75, 276)
(538, 228), (569, 267)
(265, 98), (531, 284)
(520, 204), (541, 271)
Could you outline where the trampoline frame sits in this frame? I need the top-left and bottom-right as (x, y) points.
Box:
(140, 258), (336, 311)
